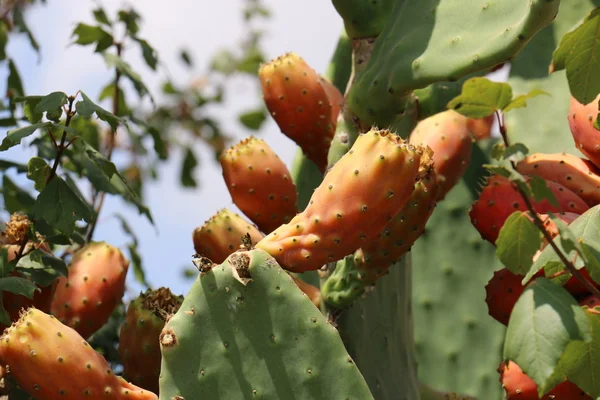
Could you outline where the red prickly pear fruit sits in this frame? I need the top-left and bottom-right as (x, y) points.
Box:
(258, 52), (343, 173)
(543, 380), (593, 399)
(469, 175), (589, 244)
(0, 308), (158, 399)
(517, 152), (600, 207)
(192, 208), (264, 263)
(568, 93), (600, 169)
(409, 110), (472, 200)
(579, 293), (600, 311)
(119, 287), (183, 395)
(467, 114), (495, 141)
(1, 243), (58, 331)
(561, 268), (600, 297)
(220, 137), (299, 234)
(356, 169), (439, 277)
(497, 361), (539, 399)
(256, 129), (433, 272)
(50, 242), (129, 339)
(485, 268), (542, 326)
(534, 212), (580, 248)
(290, 275), (321, 308)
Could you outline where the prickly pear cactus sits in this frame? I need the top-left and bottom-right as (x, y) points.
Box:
(158, 249), (374, 400)
(411, 141), (505, 399)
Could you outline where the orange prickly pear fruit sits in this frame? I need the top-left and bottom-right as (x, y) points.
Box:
(0, 308), (158, 399)
(568, 93), (600, 169)
(467, 114), (495, 141)
(355, 169), (439, 277)
(192, 208), (264, 263)
(517, 152), (600, 207)
(50, 242), (129, 339)
(409, 110), (472, 200)
(256, 128), (432, 272)
(469, 175), (589, 244)
(220, 136), (299, 234)
(119, 287), (183, 395)
(259, 52), (343, 172)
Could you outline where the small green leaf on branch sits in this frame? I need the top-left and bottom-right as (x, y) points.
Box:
(496, 211), (542, 275)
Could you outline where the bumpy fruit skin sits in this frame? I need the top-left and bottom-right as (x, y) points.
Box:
(259, 52), (343, 172)
(0, 308), (158, 399)
(498, 361), (538, 399)
(356, 169), (439, 276)
(469, 175), (589, 244)
(192, 208), (264, 263)
(534, 212), (580, 248)
(50, 242), (129, 339)
(568, 94), (600, 168)
(409, 110), (472, 200)
(220, 137), (299, 234)
(256, 129), (430, 272)
(119, 287), (183, 395)
(485, 268), (542, 326)
(517, 152), (600, 207)
(1, 243), (57, 330)
(498, 361), (591, 399)
(467, 115), (495, 141)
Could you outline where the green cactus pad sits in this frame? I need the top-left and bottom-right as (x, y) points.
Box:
(332, 0), (395, 39)
(505, 0), (600, 154)
(158, 249), (374, 400)
(411, 141), (505, 399)
(348, 0), (560, 128)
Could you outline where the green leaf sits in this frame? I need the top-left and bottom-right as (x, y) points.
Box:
(491, 143), (506, 161)
(580, 242), (600, 285)
(13, 6), (40, 54)
(132, 37), (158, 70)
(0, 276), (38, 299)
(503, 143), (529, 163)
(103, 54), (154, 103)
(0, 118), (17, 127)
(0, 21), (8, 61)
(98, 82), (130, 117)
(551, 7), (600, 104)
(7, 59), (24, 99)
(19, 96), (43, 123)
(503, 89), (551, 113)
(70, 116), (101, 150)
(180, 147), (198, 188)
(529, 176), (559, 207)
(93, 8), (112, 26)
(16, 249), (68, 286)
(118, 9), (141, 36)
(180, 49), (193, 67)
(1, 175), (35, 213)
(27, 157), (50, 191)
(210, 50), (237, 74)
(496, 211), (542, 275)
(71, 23), (114, 53)
(447, 77), (513, 118)
(503, 278), (591, 397)
(75, 91), (125, 131)
(33, 91), (68, 122)
(239, 109), (267, 130)
(31, 175), (93, 236)
(526, 206), (600, 284)
(0, 160), (28, 173)
(559, 309), (600, 398)
(128, 243), (147, 287)
(0, 122), (49, 151)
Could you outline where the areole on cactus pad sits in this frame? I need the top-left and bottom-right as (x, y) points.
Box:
(255, 128), (432, 272)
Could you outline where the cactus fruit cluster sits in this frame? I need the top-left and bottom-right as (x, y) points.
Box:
(3, 1), (600, 400)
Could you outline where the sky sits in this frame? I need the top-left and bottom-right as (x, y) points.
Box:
(1, 0), (345, 299)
